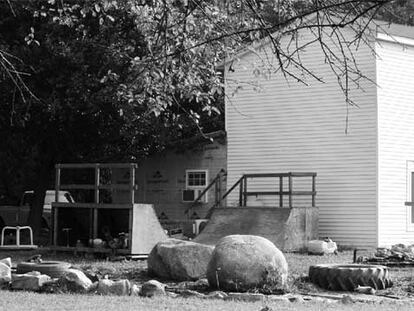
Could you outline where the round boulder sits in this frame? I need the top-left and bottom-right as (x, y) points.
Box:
(148, 238), (214, 281)
(207, 235), (288, 292)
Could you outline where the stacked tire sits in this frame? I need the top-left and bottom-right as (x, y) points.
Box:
(309, 264), (393, 291)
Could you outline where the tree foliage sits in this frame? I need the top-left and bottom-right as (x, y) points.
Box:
(0, 0), (411, 237)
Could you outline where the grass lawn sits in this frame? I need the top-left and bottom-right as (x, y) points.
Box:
(0, 249), (414, 310)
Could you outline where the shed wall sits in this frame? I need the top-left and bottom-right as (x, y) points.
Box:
(225, 29), (378, 247)
(377, 38), (414, 246)
(133, 141), (227, 220)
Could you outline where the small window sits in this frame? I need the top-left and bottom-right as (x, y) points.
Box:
(406, 161), (414, 231)
(186, 170), (208, 188)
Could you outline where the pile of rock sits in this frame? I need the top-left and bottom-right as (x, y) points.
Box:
(0, 256), (159, 297)
(0, 234), (290, 300)
(361, 244), (414, 265)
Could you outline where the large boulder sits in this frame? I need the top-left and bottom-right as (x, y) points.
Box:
(206, 235), (288, 292)
(148, 238), (214, 281)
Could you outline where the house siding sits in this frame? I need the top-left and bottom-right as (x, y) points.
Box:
(377, 38), (414, 246)
(225, 28), (378, 247)
(133, 140), (227, 221)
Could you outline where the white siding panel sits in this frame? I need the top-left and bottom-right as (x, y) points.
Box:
(225, 28), (378, 247)
(377, 40), (414, 246)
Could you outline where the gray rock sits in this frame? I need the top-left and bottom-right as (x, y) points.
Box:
(148, 238), (214, 281)
(225, 292), (266, 302)
(207, 235), (288, 292)
(96, 279), (131, 295)
(0, 257), (12, 285)
(176, 278), (209, 290)
(130, 284), (141, 296)
(60, 269), (93, 293)
(140, 280), (166, 297)
(179, 289), (206, 298)
(11, 271), (51, 291)
(206, 291), (228, 299)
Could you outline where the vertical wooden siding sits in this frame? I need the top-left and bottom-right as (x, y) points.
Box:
(377, 38), (414, 246)
(225, 29), (378, 247)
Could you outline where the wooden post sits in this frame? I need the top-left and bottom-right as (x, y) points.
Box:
(55, 165), (61, 203)
(130, 164), (135, 204)
(243, 176), (247, 207)
(93, 164), (100, 239)
(53, 165), (61, 246)
(279, 176), (283, 207)
(239, 178), (243, 207)
(288, 174), (292, 208)
(312, 175), (316, 207)
(52, 207), (58, 246)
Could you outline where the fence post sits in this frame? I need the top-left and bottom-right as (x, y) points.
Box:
(288, 174), (292, 208)
(279, 176), (283, 207)
(239, 177), (243, 207)
(312, 175), (316, 207)
(243, 176), (247, 206)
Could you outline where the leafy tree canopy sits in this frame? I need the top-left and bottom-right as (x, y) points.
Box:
(0, 0), (411, 236)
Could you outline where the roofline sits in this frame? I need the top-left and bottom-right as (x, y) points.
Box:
(221, 15), (414, 67)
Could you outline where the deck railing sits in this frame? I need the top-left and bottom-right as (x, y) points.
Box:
(186, 171), (316, 220)
(233, 172), (317, 208)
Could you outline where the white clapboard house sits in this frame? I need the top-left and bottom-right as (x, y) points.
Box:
(224, 19), (414, 248)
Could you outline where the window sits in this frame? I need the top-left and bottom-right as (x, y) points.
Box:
(186, 170), (208, 189)
(406, 161), (414, 231)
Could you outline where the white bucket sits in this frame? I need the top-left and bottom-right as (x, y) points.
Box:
(308, 239), (337, 254)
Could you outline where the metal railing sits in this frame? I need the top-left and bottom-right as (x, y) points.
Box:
(231, 172), (317, 208)
(186, 171), (316, 220)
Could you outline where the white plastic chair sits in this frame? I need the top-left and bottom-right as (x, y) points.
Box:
(1, 226), (35, 247)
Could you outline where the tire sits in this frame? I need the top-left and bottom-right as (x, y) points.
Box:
(309, 264), (393, 291)
(17, 261), (71, 278)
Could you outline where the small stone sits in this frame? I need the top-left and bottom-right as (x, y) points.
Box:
(341, 295), (354, 304)
(166, 292), (179, 298)
(0, 261), (12, 285)
(0, 257), (11, 267)
(87, 281), (99, 293)
(260, 307), (274, 311)
(288, 295), (304, 303)
(97, 279), (131, 295)
(140, 280), (166, 297)
(60, 269), (93, 293)
(206, 291), (228, 299)
(179, 289), (205, 298)
(130, 284), (141, 296)
(226, 292), (266, 302)
(177, 278), (209, 290)
(267, 295), (290, 303)
(11, 272), (51, 291)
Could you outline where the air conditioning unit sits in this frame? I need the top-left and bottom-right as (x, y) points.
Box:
(193, 219), (208, 235)
(182, 189), (208, 203)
